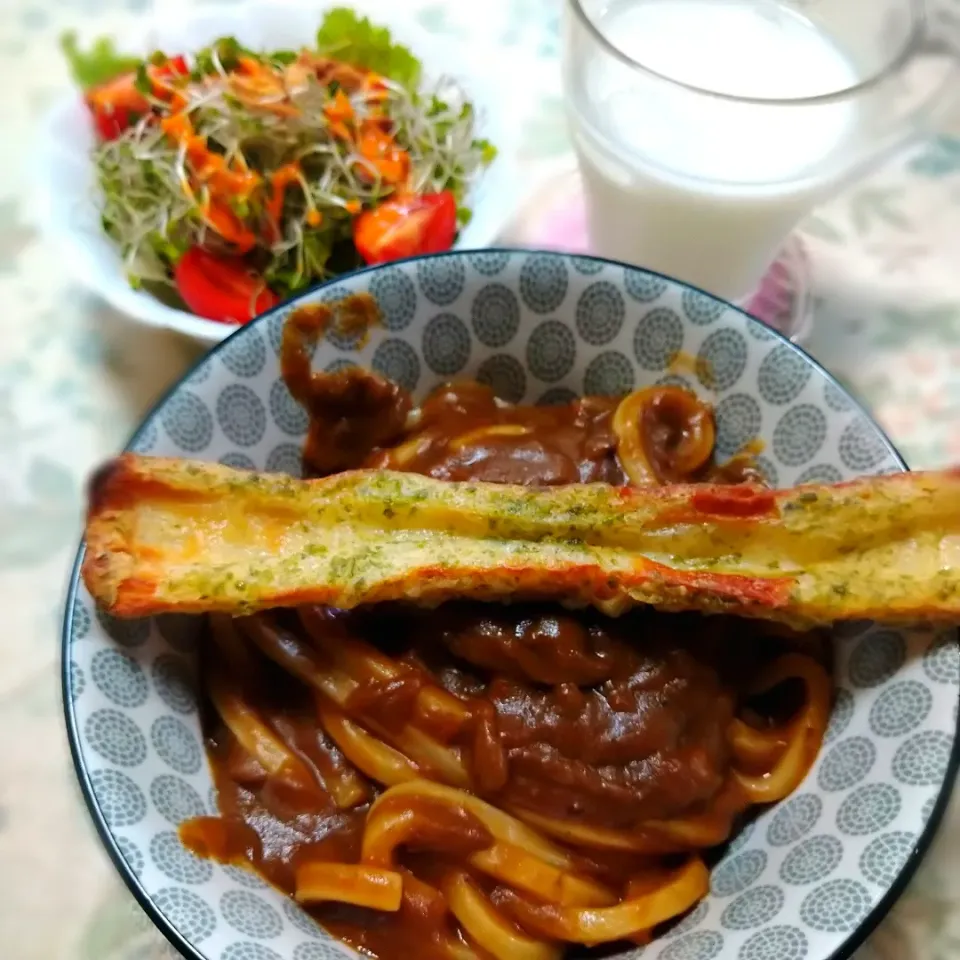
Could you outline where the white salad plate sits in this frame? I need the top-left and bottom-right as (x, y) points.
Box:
(35, 0), (520, 345)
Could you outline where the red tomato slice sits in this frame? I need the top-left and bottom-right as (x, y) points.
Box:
(155, 55), (189, 79)
(174, 247), (279, 324)
(91, 103), (136, 141)
(353, 191), (458, 265)
(86, 56), (189, 140)
(86, 73), (149, 140)
(149, 55), (189, 97)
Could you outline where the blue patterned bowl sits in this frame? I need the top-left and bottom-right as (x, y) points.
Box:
(63, 250), (960, 960)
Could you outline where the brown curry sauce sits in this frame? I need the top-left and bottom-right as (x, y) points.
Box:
(181, 317), (823, 958)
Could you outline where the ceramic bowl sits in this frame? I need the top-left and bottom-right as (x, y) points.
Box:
(63, 249), (960, 960)
(36, 0), (519, 345)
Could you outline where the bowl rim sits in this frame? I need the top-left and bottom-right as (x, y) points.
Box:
(61, 248), (959, 960)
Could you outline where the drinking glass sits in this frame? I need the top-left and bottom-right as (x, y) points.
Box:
(562, 0), (960, 304)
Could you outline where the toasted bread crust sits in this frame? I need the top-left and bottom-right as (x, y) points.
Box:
(81, 454), (960, 626)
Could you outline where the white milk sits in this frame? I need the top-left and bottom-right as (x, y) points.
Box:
(568, 0), (863, 301)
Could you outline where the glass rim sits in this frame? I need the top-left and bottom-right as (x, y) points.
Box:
(566, 0), (929, 106)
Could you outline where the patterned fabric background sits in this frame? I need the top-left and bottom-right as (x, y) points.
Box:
(2, 1), (960, 958)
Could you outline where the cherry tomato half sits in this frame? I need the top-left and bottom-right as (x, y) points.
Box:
(353, 191), (458, 265)
(174, 247), (279, 324)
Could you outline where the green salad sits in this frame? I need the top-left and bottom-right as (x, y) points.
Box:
(62, 9), (496, 324)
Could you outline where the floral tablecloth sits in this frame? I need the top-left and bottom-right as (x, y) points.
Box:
(2, 1), (960, 958)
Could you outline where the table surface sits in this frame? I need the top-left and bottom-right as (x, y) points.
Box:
(3, 1), (960, 958)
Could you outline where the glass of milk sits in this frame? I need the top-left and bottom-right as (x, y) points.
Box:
(563, 0), (959, 303)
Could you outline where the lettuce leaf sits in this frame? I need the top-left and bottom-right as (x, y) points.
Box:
(316, 8), (421, 88)
(60, 31), (143, 90)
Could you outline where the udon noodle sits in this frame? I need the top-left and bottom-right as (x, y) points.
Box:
(179, 309), (832, 959)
